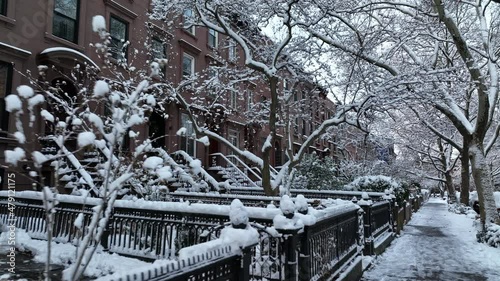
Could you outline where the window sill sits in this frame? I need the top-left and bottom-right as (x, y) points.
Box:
(44, 33), (84, 52)
(0, 14), (15, 28)
(182, 29), (197, 40)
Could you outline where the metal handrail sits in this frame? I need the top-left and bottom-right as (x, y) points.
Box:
(210, 153), (260, 187)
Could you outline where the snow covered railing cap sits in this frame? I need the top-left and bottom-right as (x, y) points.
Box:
(95, 245), (235, 281)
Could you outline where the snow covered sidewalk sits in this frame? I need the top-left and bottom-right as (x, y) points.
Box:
(362, 197), (500, 281)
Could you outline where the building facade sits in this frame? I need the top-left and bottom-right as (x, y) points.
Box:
(0, 0), (336, 192)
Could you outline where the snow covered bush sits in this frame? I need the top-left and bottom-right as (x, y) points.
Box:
(344, 175), (411, 205)
(478, 224), (500, 248)
(291, 153), (343, 190)
(344, 175), (399, 192)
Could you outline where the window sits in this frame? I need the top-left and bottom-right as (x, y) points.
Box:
(228, 40), (237, 61)
(246, 91), (253, 111)
(0, 0), (7, 16)
(302, 120), (307, 135)
(180, 113), (195, 157)
(53, 0), (79, 43)
(208, 29), (218, 48)
(207, 66), (217, 79)
(229, 130), (239, 147)
(109, 16), (128, 61)
(182, 53), (195, 77)
(183, 8), (195, 34)
(0, 61), (12, 133)
(230, 91), (237, 109)
(152, 38), (166, 60)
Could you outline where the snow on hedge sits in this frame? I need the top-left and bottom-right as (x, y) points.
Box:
(344, 175), (400, 192)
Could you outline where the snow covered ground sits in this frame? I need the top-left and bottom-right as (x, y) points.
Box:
(0, 229), (151, 280)
(362, 197), (500, 281)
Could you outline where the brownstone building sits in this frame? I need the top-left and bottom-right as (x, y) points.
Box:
(0, 0), (336, 192)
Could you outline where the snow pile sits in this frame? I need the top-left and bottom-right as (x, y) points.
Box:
(280, 195), (295, 215)
(40, 110), (55, 122)
(179, 225), (258, 258)
(74, 213), (84, 230)
(0, 229), (150, 278)
(17, 85), (34, 98)
(5, 94), (22, 112)
(480, 224), (500, 248)
(93, 80), (110, 97)
(4, 147), (25, 166)
(295, 194), (308, 214)
(92, 16), (106, 32)
(143, 156), (163, 169)
(77, 132), (96, 148)
(32, 151), (48, 168)
(189, 159), (202, 174)
(14, 131), (25, 144)
(273, 195), (317, 230)
(229, 199), (249, 227)
(176, 127), (187, 136)
(197, 136), (210, 146)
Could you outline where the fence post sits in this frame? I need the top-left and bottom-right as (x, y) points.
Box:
(239, 245), (252, 281)
(280, 229), (299, 281)
(359, 202), (373, 255)
(298, 226), (310, 281)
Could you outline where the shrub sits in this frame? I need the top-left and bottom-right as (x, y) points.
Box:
(344, 175), (411, 206)
(291, 153), (343, 190)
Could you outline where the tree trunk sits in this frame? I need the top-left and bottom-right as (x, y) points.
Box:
(460, 143), (470, 205)
(445, 171), (455, 203)
(469, 142), (500, 228)
(262, 76), (279, 196)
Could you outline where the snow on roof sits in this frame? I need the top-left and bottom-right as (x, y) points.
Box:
(40, 47), (100, 69)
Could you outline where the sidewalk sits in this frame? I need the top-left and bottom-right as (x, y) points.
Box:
(361, 198), (500, 281)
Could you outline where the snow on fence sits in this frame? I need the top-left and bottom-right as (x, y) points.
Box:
(95, 245), (242, 281)
(0, 191), (402, 280)
(221, 186), (386, 201)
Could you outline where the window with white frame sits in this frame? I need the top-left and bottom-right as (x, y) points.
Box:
(152, 37), (166, 60)
(228, 130), (239, 164)
(228, 40), (237, 61)
(182, 53), (195, 77)
(180, 113), (195, 157)
(208, 28), (218, 48)
(246, 90), (253, 111)
(183, 8), (195, 34)
(230, 91), (238, 109)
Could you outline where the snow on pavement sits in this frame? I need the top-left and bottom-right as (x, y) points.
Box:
(362, 197), (500, 281)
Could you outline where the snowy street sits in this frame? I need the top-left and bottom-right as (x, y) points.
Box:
(362, 198), (500, 281)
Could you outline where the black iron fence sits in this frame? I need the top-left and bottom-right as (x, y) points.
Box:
(0, 191), (425, 281)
